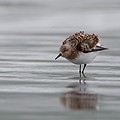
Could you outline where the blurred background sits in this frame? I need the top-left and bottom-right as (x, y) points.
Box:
(0, 0), (120, 120)
(0, 0), (120, 35)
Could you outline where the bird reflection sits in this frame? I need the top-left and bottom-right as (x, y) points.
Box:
(60, 82), (99, 110)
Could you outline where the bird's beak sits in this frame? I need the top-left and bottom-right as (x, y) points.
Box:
(55, 53), (62, 60)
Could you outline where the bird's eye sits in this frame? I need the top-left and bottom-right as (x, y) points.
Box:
(63, 49), (68, 53)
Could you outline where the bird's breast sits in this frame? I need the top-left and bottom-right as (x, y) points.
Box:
(67, 52), (99, 65)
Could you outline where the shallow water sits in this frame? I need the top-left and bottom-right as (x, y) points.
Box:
(0, 0), (120, 120)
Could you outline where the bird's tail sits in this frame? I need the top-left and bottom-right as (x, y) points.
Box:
(94, 46), (108, 51)
(83, 46), (108, 53)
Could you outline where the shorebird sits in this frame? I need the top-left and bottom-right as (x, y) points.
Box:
(55, 31), (107, 76)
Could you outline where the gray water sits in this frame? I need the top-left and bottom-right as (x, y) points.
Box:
(0, 0), (120, 120)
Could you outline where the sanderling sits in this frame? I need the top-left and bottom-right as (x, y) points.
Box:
(55, 31), (108, 76)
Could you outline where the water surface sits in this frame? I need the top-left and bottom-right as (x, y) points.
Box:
(0, 0), (120, 120)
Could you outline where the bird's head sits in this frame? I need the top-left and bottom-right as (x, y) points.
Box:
(55, 44), (72, 60)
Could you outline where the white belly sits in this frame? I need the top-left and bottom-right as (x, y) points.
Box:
(67, 52), (99, 65)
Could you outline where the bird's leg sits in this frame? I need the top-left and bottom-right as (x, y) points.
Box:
(79, 64), (81, 77)
(82, 64), (87, 73)
(79, 65), (81, 76)
(79, 65), (82, 83)
(82, 64), (87, 78)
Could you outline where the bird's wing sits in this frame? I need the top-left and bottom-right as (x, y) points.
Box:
(76, 39), (108, 53)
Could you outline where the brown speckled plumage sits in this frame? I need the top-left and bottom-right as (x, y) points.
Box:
(69, 50), (79, 60)
(63, 31), (99, 53)
(60, 31), (100, 59)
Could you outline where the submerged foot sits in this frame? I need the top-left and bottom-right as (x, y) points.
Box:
(79, 72), (87, 84)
